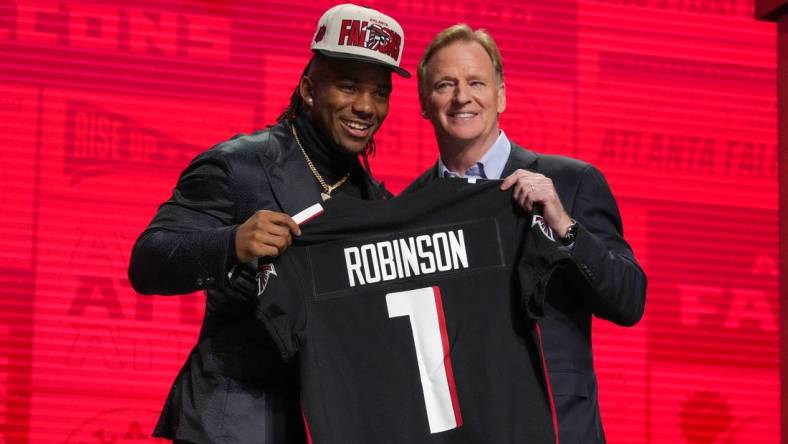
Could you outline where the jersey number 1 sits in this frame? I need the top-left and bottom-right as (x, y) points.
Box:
(386, 286), (463, 434)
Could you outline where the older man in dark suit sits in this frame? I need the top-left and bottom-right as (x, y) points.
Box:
(128, 4), (410, 443)
(405, 24), (647, 443)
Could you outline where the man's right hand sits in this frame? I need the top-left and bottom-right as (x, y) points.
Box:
(235, 210), (301, 263)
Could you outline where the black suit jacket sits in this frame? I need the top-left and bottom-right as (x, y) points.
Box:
(128, 121), (385, 443)
(404, 142), (647, 443)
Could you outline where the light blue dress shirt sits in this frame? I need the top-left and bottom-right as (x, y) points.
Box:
(437, 130), (511, 180)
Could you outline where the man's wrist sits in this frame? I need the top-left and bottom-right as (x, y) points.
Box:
(559, 219), (578, 246)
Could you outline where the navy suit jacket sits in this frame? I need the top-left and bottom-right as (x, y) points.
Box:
(129, 121), (386, 443)
(404, 142), (647, 443)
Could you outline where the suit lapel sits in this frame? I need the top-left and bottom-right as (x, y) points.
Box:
(503, 143), (578, 213)
(402, 162), (440, 194)
(422, 163), (440, 183)
(259, 125), (325, 217)
(501, 143), (539, 177)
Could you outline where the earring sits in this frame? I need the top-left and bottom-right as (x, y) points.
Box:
(306, 98), (313, 105)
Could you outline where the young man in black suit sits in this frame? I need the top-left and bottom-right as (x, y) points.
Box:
(405, 24), (647, 443)
(128, 4), (410, 443)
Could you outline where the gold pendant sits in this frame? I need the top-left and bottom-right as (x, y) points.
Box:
(321, 192), (331, 201)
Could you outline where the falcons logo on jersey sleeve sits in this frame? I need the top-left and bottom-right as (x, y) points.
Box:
(531, 214), (555, 242)
(257, 262), (278, 296)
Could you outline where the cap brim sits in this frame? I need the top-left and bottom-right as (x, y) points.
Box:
(315, 49), (411, 78)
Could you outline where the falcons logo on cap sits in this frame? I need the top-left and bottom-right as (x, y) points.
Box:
(366, 23), (391, 50)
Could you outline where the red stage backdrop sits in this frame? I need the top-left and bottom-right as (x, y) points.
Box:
(0, 1), (777, 442)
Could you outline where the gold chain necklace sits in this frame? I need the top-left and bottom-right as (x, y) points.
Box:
(291, 124), (350, 201)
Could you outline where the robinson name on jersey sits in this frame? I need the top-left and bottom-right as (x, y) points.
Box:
(344, 229), (469, 287)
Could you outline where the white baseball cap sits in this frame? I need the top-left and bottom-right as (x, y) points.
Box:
(311, 4), (410, 78)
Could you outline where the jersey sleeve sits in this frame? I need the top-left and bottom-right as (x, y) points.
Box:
(517, 215), (573, 320)
(254, 248), (309, 362)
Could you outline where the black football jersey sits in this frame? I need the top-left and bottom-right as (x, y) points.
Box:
(256, 179), (569, 444)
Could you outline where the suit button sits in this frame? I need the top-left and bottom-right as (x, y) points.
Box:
(205, 277), (215, 285)
(579, 264), (594, 280)
(196, 278), (204, 287)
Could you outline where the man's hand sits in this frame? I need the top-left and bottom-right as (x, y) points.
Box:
(500, 169), (574, 237)
(235, 210), (301, 263)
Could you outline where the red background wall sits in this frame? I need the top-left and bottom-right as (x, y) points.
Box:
(0, 1), (778, 442)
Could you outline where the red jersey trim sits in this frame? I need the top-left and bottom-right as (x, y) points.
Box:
(433, 285), (464, 428)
